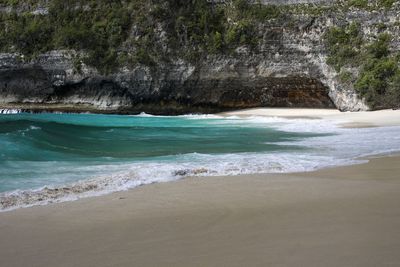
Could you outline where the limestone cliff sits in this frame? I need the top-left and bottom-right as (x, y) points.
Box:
(0, 0), (399, 114)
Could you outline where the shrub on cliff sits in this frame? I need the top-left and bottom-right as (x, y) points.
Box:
(324, 22), (363, 72)
(0, 0), (288, 72)
(378, 0), (396, 9)
(325, 20), (400, 110)
(348, 0), (369, 9)
(355, 34), (400, 109)
(0, 0), (133, 73)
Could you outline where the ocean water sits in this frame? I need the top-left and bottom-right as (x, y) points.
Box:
(1, 111), (400, 210)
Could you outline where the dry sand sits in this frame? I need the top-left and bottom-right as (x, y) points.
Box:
(221, 108), (400, 127)
(1, 108), (400, 267)
(0, 155), (400, 267)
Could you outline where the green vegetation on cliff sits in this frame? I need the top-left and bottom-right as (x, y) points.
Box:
(0, 1), (133, 73)
(324, 22), (363, 72)
(0, 0), (285, 73)
(0, 0), (399, 109)
(325, 23), (400, 109)
(355, 34), (400, 109)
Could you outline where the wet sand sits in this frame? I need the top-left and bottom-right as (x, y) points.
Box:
(1, 155), (400, 267)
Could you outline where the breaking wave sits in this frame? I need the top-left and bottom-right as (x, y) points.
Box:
(1, 112), (400, 211)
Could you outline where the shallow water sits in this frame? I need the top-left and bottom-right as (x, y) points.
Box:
(1, 112), (400, 210)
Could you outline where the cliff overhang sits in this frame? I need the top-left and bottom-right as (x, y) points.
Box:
(1, 0), (399, 114)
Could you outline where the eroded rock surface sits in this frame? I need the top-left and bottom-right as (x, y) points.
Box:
(2, 0), (398, 114)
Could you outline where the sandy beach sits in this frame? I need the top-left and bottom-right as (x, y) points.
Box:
(1, 108), (400, 267)
(0, 155), (400, 267)
(221, 108), (400, 127)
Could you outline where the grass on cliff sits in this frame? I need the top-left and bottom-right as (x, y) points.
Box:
(0, 0), (285, 73)
(355, 34), (400, 109)
(325, 23), (400, 109)
(0, 0), (134, 73)
(1, 0), (399, 109)
(324, 22), (364, 72)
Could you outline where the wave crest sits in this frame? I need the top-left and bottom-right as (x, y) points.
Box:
(0, 109), (21, 114)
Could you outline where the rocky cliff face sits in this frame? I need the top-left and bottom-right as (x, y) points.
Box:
(0, 0), (398, 114)
(0, 51), (336, 114)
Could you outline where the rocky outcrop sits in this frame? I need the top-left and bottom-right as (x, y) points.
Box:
(2, 1), (398, 114)
(0, 53), (335, 114)
(0, 50), (356, 114)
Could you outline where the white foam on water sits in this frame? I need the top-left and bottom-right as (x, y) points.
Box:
(195, 115), (342, 134)
(277, 125), (400, 159)
(1, 115), (400, 212)
(241, 116), (342, 133)
(17, 125), (42, 134)
(134, 113), (223, 119)
(180, 114), (224, 119)
(0, 152), (358, 212)
(0, 109), (22, 114)
(136, 112), (158, 117)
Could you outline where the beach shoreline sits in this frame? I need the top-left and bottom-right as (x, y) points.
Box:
(2, 108), (400, 212)
(220, 108), (400, 127)
(1, 154), (400, 266)
(1, 108), (400, 266)
(1, 107), (400, 212)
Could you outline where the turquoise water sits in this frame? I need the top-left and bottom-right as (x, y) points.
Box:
(2, 112), (400, 210)
(0, 113), (322, 193)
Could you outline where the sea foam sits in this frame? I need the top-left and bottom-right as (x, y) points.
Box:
(0, 109), (21, 114)
(1, 114), (400, 211)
